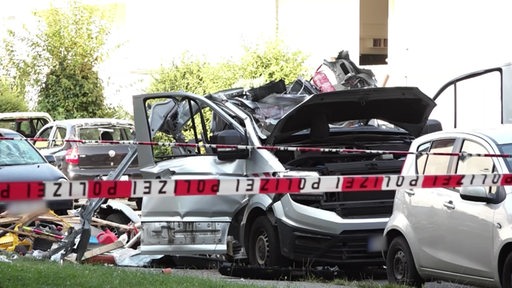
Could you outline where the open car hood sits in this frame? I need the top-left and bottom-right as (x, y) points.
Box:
(266, 87), (436, 143)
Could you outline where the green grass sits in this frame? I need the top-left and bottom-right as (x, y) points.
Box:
(0, 255), (411, 288)
(0, 258), (265, 288)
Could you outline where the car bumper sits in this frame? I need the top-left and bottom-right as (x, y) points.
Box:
(276, 219), (385, 266)
(272, 195), (387, 266)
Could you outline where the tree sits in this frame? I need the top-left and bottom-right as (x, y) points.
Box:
(1, 1), (114, 119)
(0, 78), (28, 112)
(239, 39), (309, 85)
(148, 53), (240, 95)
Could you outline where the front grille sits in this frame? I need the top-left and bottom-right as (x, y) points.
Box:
(290, 190), (395, 218)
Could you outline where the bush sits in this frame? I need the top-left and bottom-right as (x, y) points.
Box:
(149, 40), (308, 95)
(0, 79), (27, 112)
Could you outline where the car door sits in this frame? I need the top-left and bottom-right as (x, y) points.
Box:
(406, 138), (459, 271)
(433, 137), (495, 279)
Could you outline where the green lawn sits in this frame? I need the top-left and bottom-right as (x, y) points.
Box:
(0, 258), (265, 288)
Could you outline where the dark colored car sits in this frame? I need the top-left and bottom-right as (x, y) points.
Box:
(33, 118), (139, 179)
(0, 128), (73, 215)
(33, 118), (142, 208)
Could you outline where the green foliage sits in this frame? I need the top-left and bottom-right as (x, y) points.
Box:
(0, 78), (28, 112)
(1, 0), (113, 118)
(239, 39), (309, 85)
(148, 53), (240, 95)
(149, 39), (308, 95)
(38, 62), (105, 119)
(103, 104), (133, 120)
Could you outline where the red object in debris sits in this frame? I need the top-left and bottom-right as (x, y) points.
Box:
(161, 268), (172, 274)
(97, 229), (118, 245)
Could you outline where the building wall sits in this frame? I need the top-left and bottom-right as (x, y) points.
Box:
(388, 0), (512, 94)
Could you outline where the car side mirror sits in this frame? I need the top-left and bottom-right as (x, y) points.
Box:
(420, 119), (443, 135)
(460, 186), (502, 204)
(211, 129), (250, 161)
(44, 154), (57, 165)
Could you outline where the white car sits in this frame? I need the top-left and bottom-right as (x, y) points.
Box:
(383, 125), (512, 288)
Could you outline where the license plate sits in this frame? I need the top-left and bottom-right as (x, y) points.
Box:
(368, 235), (384, 252)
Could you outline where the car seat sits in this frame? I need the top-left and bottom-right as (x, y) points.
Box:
(100, 131), (114, 141)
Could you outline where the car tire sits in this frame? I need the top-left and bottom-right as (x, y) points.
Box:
(386, 236), (423, 287)
(248, 216), (286, 267)
(502, 252), (512, 288)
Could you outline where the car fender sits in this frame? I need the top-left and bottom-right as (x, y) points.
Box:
(242, 194), (274, 220)
(384, 209), (421, 267)
(239, 194), (273, 244)
(100, 200), (140, 223)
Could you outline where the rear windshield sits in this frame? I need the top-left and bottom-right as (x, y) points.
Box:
(78, 125), (134, 141)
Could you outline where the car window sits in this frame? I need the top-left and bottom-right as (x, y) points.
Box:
(53, 127), (66, 147)
(149, 96), (242, 161)
(456, 139), (497, 194)
(422, 139), (456, 175)
(34, 126), (53, 149)
(416, 141), (431, 174)
(456, 140), (494, 174)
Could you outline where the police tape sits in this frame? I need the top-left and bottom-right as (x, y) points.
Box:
(0, 173), (511, 202)
(1, 137), (510, 158)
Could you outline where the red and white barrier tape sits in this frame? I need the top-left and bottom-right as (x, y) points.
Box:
(1, 137), (510, 159)
(0, 173), (510, 202)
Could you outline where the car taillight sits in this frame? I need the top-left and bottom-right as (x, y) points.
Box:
(65, 147), (79, 165)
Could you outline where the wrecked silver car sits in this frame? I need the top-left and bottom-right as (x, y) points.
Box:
(131, 83), (438, 269)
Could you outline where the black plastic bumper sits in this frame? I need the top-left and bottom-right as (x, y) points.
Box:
(276, 220), (384, 267)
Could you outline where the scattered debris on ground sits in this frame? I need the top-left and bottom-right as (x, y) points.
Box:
(0, 208), (149, 266)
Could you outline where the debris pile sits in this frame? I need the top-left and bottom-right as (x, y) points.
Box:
(0, 208), (146, 265)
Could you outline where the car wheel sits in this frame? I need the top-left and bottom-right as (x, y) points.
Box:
(386, 236), (423, 287)
(502, 252), (512, 288)
(248, 216), (285, 267)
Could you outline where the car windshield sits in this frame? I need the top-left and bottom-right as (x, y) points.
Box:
(0, 139), (46, 166)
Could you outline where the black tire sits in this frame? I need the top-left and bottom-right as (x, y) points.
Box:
(103, 212), (131, 237)
(386, 236), (424, 287)
(502, 252), (512, 288)
(248, 216), (286, 267)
